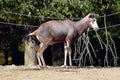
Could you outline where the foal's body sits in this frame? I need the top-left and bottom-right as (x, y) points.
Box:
(38, 20), (78, 44)
(28, 13), (99, 67)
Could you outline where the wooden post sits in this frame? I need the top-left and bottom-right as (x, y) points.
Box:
(24, 36), (38, 66)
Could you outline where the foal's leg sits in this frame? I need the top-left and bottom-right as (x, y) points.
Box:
(68, 46), (72, 67)
(37, 43), (43, 66)
(37, 54), (41, 66)
(62, 42), (68, 68)
(67, 41), (73, 67)
(37, 43), (48, 67)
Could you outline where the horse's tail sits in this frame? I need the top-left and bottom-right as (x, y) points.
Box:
(27, 29), (38, 36)
(23, 29), (40, 44)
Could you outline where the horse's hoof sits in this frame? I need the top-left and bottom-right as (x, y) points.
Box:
(69, 65), (74, 69)
(61, 65), (68, 68)
(40, 65), (48, 69)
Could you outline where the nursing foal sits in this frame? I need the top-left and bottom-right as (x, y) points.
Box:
(28, 13), (99, 68)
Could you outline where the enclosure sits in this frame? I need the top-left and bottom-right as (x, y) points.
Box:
(0, 1), (120, 80)
(0, 12), (120, 67)
(0, 0), (120, 66)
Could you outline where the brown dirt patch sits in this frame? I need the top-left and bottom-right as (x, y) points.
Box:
(0, 65), (120, 80)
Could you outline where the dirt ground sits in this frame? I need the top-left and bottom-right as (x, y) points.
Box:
(0, 65), (120, 80)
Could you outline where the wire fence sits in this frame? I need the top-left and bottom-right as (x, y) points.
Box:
(0, 21), (120, 30)
(73, 13), (119, 67)
(0, 9), (120, 30)
(0, 10), (80, 20)
(0, 21), (38, 28)
(1, 9), (120, 19)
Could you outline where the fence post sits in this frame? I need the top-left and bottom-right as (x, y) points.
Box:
(24, 36), (38, 66)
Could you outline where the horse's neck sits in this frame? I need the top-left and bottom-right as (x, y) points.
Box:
(75, 17), (89, 35)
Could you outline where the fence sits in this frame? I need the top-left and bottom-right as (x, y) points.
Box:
(0, 9), (120, 29)
(73, 14), (119, 67)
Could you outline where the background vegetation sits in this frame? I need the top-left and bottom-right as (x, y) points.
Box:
(0, 0), (120, 66)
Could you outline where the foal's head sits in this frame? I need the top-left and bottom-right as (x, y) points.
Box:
(88, 13), (99, 31)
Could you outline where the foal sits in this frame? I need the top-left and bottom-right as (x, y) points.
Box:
(28, 13), (99, 68)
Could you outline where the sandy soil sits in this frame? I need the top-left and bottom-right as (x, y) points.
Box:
(0, 65), (120, 80)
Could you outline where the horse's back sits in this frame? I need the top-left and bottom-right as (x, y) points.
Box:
(36, 20), (77, 43)
(39, 20), (72, 35)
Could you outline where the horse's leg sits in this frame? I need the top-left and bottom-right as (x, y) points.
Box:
(37, 54), (41, 66)
(68, 46), (72, 67)
(62, 42), (68, 68)
(37, 43), (43, 66)
(37, 43), (48, 67)
(66, 41), (73, 68)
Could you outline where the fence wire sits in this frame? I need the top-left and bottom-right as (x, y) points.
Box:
(0, 9), (120, 29)
(73, 14), (119, 67)
(0, 9), (120, 19)
(0, 21), (119, 30)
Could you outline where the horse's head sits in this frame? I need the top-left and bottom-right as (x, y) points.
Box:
(88, 13), (99, 31)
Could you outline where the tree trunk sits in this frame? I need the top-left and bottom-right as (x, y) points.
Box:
(24, 36), (38, 66)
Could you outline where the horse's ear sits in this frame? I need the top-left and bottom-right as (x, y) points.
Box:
(95, 14), (99, 18)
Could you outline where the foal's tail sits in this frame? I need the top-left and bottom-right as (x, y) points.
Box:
(23, 29), (40, 45)
(27, 29), (38, 36)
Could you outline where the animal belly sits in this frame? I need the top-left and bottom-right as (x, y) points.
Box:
(53, 35), (66, 42)
(48, 39), (65, 45)
(46, 35), (65, 45)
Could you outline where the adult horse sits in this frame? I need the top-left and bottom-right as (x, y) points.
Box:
(28, 13), (99, 68)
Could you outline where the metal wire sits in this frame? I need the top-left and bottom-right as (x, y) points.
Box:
(0, 9), (120, 29)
